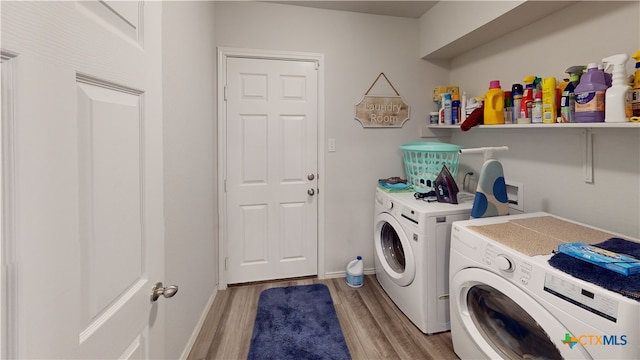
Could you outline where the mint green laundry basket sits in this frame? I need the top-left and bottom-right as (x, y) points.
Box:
(400, 142), (463, 193)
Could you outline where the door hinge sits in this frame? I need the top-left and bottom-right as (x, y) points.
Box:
(225, 257), (228, 271)
(224, 179), (227, 192)
(224, 85), (228, 101)
(314, 61), (319, 70)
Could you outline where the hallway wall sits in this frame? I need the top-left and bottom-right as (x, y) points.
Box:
(162, 2), (218, 358)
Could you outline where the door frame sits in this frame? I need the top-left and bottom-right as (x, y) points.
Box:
(216, 47), (325, 289)
(1, 50), (17, 359)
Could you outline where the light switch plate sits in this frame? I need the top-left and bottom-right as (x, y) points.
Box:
(328, 138), (336, 152)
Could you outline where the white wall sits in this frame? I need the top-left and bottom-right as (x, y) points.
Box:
(215, 1), (447, 274)
(162, 2), (218, 358)
(447, 1), (640, 237)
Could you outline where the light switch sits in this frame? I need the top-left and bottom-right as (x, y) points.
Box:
(328, 138), (336, 152)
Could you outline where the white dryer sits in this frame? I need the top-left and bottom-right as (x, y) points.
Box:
(450, 212), (640, 359)
(373, 187), (473, 334)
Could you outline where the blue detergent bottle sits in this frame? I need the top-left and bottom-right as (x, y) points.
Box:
(575, 63), (607, 122)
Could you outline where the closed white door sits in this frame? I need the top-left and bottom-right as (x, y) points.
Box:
(2, 2), (165, 358)
(224, 57), (318, 284)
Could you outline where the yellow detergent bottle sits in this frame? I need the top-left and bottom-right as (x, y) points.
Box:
(542, 77), (557, 123)
(484, 80), (505, 125)
(632, 50), (640, 119)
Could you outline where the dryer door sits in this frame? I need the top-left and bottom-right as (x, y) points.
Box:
(451, 268), (592, 359)
(374, 212), (416, 287)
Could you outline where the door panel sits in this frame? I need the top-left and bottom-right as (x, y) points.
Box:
(2, 1), (164, 358)
(225, 57), (318, 284)
(77, 78), (145, 343)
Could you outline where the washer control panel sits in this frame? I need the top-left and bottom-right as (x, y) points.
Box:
(483, 244), (532, 284)
(544, 273), (619, 322)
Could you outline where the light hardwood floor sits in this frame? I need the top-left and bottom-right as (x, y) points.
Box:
(187, 275), (460, 360)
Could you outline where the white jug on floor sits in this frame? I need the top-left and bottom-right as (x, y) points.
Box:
(345, 256), (364, 288)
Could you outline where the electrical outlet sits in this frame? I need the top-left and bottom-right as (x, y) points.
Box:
(505, 180), (524, 212)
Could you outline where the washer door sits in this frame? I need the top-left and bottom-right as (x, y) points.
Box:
(374, 212), (416, 287)
(451, 268), (592, 360)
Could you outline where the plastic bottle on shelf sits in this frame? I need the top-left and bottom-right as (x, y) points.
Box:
(600, 63), (612, 88)
(632, 50), (640, 118)
(345, 256), (364, 288)
(560, 66), (584, 123)
(484, 80), (505, 125)
(452, 93), (461, 124)
(511, 84), (523, 124)
(542, 77), (557, 123)
(460, 91), (468, 122)
(504, 90), (513, 124)
(575, 63), (607, 123)
(532, 92), (543, 124)
(556, 79), (567, 118)
(602, 53), (632, 122)
(533, 77), (542, 98)
(519, 76), (535, 121)
(439, 93), (452, 125)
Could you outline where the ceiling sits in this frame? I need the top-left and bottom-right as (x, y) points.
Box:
(266, 1), (438, 18)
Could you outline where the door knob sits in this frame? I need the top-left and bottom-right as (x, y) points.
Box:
(307, 188), (315, 196)
(307, 173), (315, 181)
(151, 282), (179, 302)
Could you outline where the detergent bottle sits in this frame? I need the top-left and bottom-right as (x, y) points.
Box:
(484, 80), (505, 125)
(532, 92), (543, 124)
(575, 63), (607, 122)
(519, 75), (535, 121)
(560, 66), (583, 123)
(345, 256), (364, 288)
(602, 53), (632, 122)
(632, 50), (640, 118)
(452, 93), (461, 124)
(442, 93), (453, 125)
(542, 77), (557, 123)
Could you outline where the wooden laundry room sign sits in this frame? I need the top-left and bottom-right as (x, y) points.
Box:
(354, 72), (410, 128)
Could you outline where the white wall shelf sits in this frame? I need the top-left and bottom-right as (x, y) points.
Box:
(421, 122), (638, 184)
(425, 123), (640, 130)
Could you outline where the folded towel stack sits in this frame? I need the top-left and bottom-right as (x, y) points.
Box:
(377, 177), (412, 193)
(548, 238), (640, 302)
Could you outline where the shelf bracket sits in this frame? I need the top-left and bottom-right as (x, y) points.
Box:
(582, 128), (593, 184)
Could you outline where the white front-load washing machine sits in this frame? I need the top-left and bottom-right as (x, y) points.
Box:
(374, 187), (473, 334)
(450, 212), (640, 359)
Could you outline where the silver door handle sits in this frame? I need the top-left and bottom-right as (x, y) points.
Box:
(307, 188), (315, 196)
(151, 282), (179, 302)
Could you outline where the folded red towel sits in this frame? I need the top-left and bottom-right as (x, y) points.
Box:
(461, 106), (484, 131)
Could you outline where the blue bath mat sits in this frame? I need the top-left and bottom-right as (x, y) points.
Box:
(548, 238), (640, 302)
(247, 284), (351, 360)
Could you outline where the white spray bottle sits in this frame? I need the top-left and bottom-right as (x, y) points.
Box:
(603, 53), (632, 122)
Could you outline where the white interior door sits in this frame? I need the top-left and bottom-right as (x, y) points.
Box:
(2, 2), (165, 358)
(224, 56), (318, 284)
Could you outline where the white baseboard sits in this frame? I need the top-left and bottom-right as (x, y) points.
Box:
(179, 289), (218, 360)
(320, 267), (375, 279)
